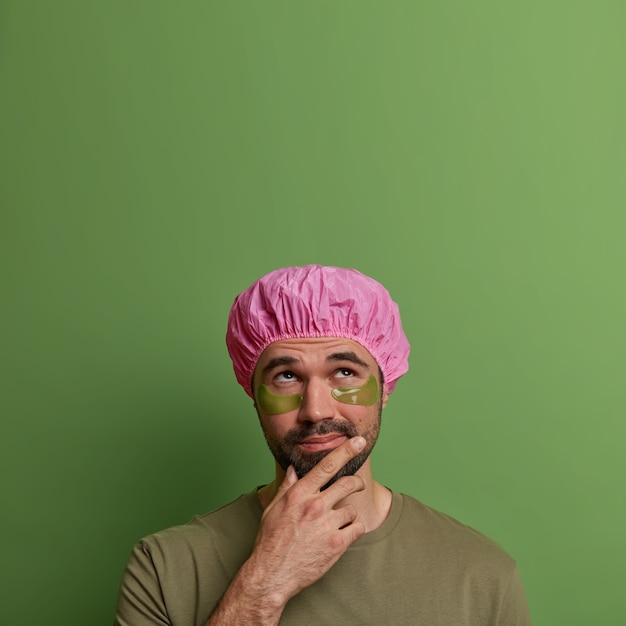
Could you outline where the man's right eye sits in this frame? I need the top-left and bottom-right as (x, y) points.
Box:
(274, 371), (296, 382)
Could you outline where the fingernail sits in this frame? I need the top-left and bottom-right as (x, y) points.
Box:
(351, 436), (365, 451)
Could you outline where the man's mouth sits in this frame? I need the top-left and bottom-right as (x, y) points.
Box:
(297, 434), (348, 452)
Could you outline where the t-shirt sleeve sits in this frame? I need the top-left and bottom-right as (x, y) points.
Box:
(497, 564), (532, 626)
(114, 541), (171, 626)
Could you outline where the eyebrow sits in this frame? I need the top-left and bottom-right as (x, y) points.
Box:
(261, 356), (299, 376)
(327, 351), (369, 369)
(260, 351), (369, 376)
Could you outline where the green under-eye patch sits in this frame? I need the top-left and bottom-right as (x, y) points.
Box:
(331, 375), (379, 406)
(256, 375), (379, 415)
(256, 385), (303, 415)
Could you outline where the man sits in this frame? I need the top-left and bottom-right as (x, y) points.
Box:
(114, 265), (531, 625)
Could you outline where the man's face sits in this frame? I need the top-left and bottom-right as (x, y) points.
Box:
(252, 337), (388, 487)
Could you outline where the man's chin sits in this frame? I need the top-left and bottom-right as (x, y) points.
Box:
(290, 450), (331, 479)
(290, 448), (369, 488)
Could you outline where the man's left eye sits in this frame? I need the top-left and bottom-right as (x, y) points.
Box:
(336, 368), (355, 378)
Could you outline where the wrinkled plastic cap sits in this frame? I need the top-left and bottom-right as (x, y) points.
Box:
(226, 265), (410, 397)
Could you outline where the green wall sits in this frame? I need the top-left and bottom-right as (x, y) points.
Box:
(2, 2), (625, 624)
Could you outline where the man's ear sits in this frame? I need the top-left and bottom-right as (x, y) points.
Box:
(382, 386), (389, 409)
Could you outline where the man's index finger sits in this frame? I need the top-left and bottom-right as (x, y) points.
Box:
(303, 436), (366, 491)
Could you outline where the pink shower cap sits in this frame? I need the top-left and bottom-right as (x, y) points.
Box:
(226, 265), (410, 397)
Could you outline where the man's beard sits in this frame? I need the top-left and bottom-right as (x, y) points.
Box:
(259, 407), (382, 490)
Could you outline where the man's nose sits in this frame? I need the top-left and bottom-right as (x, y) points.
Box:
(298, 378), (336, 423)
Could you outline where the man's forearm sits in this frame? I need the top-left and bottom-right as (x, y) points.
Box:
(205, 556), (287, 626)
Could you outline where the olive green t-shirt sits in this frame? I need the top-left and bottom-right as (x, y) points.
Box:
(114, 490), (531, 625)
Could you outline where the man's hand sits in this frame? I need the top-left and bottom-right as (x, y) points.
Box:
(206, 436), (367, 625)
(254, 435), (368, 599)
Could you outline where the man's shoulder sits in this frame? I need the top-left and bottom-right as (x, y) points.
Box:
(192, 489), (263, 532)
(395, 492), (516, 570)
(136, 489), (262, 559)
(117, 491), (264, 618)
